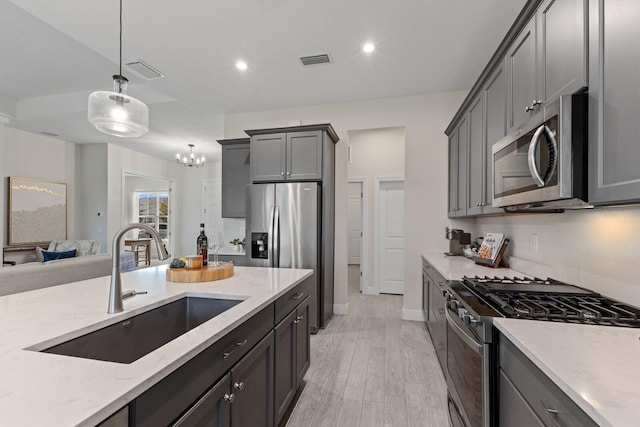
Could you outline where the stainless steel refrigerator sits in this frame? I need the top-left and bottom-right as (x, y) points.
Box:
(246, 182), (332, 332)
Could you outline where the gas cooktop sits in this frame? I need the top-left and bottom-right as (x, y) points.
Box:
(459, 276), (640, 327)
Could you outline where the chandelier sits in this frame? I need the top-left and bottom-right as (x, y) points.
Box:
(87, 0), (149, 138)
(176, 144), (206, 167)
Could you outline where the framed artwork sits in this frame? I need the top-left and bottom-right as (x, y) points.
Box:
(8, 177), (67, 246)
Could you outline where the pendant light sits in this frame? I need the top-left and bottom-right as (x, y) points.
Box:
(88, 0), (149, 138)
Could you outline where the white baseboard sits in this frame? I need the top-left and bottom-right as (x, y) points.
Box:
(333, 303), (349, 315)
(402, 308), (425, 322)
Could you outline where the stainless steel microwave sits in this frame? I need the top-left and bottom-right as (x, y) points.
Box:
(492, 93), (589, 211)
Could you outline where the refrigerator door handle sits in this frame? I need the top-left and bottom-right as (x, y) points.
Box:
(273, 206), (280, 268)
(268, 206), (275, 267)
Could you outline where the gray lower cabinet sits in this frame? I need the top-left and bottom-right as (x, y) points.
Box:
(274, 296), (310, 426)
(499, 334), (597, 427)
(219, 138), (250, 218)
(173, 374), (231, 427)
(588, 0), (640, 204)
(422, 258), (446, 370)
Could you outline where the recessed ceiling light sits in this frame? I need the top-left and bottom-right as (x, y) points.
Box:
(236, 61), (248, 71)
(363, 43), (375, 53)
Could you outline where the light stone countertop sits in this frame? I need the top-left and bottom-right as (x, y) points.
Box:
(421, 251), (523, 280)
(495, 318), (640, 427)
(0, 265), (312, 426)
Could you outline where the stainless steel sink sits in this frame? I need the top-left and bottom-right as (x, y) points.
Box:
(41, 297), (242, 364)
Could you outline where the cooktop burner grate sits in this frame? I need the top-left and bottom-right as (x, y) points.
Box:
(461, 276), (640, 327)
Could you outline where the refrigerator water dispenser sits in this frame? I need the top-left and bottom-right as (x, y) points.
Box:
(251, 232), (269, 259)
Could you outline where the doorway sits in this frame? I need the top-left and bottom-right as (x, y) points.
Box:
(347, 179), (364, 291)
(377, 178), (405, 295)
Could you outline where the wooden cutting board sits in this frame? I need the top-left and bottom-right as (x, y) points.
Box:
(166, 262), (234, 283)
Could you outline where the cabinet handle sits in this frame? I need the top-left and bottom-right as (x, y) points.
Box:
(540, 400), (565, 427)
(297, 315), (304, 321)
(224, 393), (235, 403)
(294, 314), (304, 324)
(525, 100), (542, 112)
(291, 292), (304, 300)
(287, 171), (291, 176)
(233, 381), (244, 391)
(223, 339), (248, 359)
(280, 172), (285, 176)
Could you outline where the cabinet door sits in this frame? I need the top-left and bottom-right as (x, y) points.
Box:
(498, 370), (545, 427)
(537, 0), (586, 105)
(295, 296), (310, 386)
(422, 269), (429, 323)
(507, 17), (538, 132)
(230, 331), (274, 427)
(466, 95), (484, 216)
(483, 61), (507, 214)
(274, 310), (297, 426)
(286, 131), (323, 181)
(456, 117), (469, 217)
(172, 374), (231, 427)
(222, 144), (250, 218)
(588, 0), (640, 204)
(251, 134), (287, 182)
(448, 129), (459, 218)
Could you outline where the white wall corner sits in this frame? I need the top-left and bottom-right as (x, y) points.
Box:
(333, 303), (349, 315)
(402, 308), (425, 322)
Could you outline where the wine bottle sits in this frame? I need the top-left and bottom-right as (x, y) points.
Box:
(197, 223), (208, 266)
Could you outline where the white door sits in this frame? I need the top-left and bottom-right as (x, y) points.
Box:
(379, 180), (404, 295)
(347, 182), (363, 265)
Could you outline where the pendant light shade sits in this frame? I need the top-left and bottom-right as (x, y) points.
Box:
(87, 0), (149, 138)
(88, 76), (149, 137)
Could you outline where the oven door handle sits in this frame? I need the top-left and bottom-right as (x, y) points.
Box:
(528, 124), (558, 188)
(446, 310), (484, 356)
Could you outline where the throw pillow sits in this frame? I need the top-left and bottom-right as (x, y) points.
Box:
(42, 249), (77, 262)
(35, 246), (45, 262)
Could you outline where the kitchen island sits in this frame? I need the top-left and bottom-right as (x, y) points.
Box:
(0, 265), (312, 426)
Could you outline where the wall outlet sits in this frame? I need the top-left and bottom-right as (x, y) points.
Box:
(530, 233), (538, 253)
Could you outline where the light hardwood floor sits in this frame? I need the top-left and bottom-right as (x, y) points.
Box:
(285, 265), (449, 427)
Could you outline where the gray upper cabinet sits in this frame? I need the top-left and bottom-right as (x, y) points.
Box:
(482, 61), (507, 214)
(247, 125), (339, 183)
(448, 129), (459, 217)
(448, 117), (468, 218)
(588, 0), (640, 204)
(219, 138), (250, 218)
(507, 16), (538, 133)
(537, 0), (587, 105)
(251, 133), (287, 182)
(466, 95), (485, 216)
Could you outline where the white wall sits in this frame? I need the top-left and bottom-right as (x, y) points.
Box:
(77, 144), (108, 252)
(1, 127), (77, 264)
(347, 126), (405, 294)
(0, 124), (5, 264)
(224, 91), (467, 318)
(475, 207), (640, 307)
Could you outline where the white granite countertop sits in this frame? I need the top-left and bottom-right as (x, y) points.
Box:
(495, 318), (640, 427)
(0, 265), (312, 426)
(421, 251), (523, 280)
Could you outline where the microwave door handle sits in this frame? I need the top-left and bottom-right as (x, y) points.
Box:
(528, 124), (558, 187)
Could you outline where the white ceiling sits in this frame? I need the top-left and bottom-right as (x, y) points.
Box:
(0, 0), (527, 161)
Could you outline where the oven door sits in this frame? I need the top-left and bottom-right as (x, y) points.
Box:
(446, 310), (486, 427)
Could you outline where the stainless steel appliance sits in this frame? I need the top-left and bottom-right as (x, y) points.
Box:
(444, 275), (640, 427)
(492, 93), (588, 211)
(246, 182), (332, 332)
(445, 227), (471, 256)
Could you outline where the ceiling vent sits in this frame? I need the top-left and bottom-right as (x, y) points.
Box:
(124, 60), (165, 80)
(299, 54), (331, 66)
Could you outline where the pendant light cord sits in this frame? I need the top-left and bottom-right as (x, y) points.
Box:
(119, 0), (123, 87)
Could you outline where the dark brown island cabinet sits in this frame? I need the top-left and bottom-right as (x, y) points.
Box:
(97, 277), (312, 427)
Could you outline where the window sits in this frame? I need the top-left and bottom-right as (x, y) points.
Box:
(135, 191), (169, 238)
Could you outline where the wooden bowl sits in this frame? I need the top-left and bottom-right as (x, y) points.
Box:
(185, 255), (202, 269)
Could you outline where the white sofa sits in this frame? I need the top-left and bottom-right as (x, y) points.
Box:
(0, 254), (112, 297)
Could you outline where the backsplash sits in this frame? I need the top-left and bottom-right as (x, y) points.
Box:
(474, 207), (640, 307)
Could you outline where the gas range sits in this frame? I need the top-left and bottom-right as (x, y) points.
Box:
(457, 276), (640, 327)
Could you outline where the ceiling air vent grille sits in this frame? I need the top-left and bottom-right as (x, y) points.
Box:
(299, 54), (331, 66)
(124, 60), (165, 80)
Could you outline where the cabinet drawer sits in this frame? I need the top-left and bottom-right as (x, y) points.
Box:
(134, 304), (274, 427)
(500, 337), (597, 427)
(172, 374), (231, 427)
(275, 276), (312, 325)
(499, 369), (544, 427)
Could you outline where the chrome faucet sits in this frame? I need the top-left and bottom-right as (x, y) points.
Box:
(108, 223), (170, 314)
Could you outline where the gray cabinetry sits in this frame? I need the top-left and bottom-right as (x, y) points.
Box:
(448, 118), (468, 218)
(173, 374), (231, 427)
(588, 0), (640, 204)
(448, 130), (459, 217)
(248, 125), (338, 183)
(219, 138), (250, 218)
(499, 334), (597, 427)
(507, 16), (538, 132)
(422, 258), (446, 371)
(466, 95), (484, 216)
